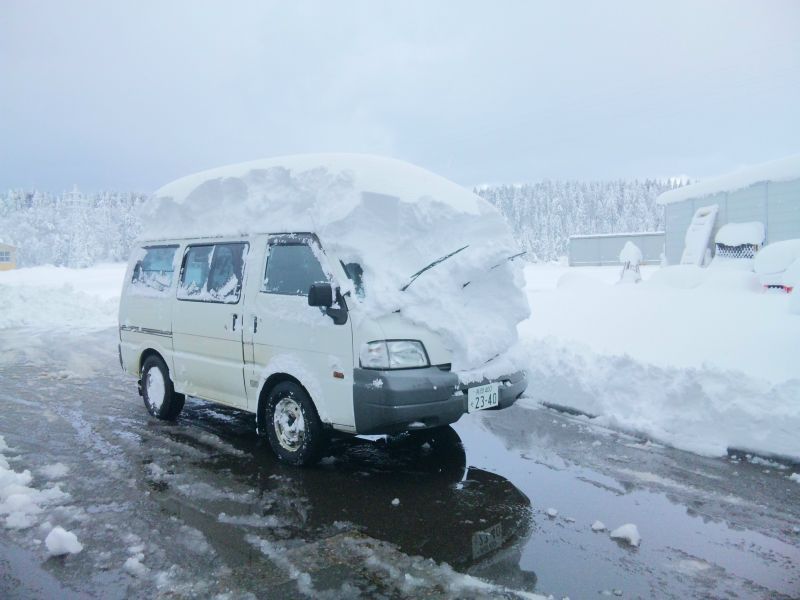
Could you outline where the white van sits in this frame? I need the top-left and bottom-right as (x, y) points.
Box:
(119, 155), (529, 465)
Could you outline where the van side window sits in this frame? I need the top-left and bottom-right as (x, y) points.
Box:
(263, 244), (328, 296)
(131, 245), (178, 294)
(178, 243), (248, 303)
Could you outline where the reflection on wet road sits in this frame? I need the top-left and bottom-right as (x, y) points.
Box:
(0, 328), (798, 599)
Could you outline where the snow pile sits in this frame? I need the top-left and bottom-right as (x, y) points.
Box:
(715, 222), (764, 247)
(520, 264), (800, 461)
(0, 263), (124, 330)
(657, 154), (800, 205)
(45, 526), (83, 557)
(619, 242), (643, 265)
(609, 523), (641, 547)
(0, 435), (68, 530)
(591, 521), (606, 532)
(754, 239), (800, 287)
(144, 154), (529, 371)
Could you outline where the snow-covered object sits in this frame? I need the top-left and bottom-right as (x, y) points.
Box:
(609, 523), (640, 547)
(790, 288), (800, 316)
(680, 205), (718, 266)
(754, 240), (800, 288)
(143, 154), (529, 371)
(715, 222), (765, 247)
(781, 258), (800, 289)
(618, 242), (643, 284)
(619, 242), (643, 265)
(657, 154), (800, 205)
(45, 526), (83, 556)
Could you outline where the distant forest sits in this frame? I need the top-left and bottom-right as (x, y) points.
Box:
(1, 180), (681, 267)
(476, 179), (680, 261)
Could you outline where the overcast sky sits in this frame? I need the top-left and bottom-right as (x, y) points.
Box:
(1, 1), (798, 192)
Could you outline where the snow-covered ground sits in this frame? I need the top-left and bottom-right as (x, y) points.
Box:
(521, 262), (800, 461)
(0, 263), (124, 330)
(2, 260), (799, 461)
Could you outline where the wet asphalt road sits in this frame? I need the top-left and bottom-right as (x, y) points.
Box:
(0, 328), (798, 599)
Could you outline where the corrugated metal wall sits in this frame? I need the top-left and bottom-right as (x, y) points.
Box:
(568, 232), (665, 266)
(663, 178), (800, 265)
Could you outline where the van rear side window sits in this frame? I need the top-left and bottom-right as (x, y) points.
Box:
(131, 245), (178, 294)
(178, 243), (248, 303)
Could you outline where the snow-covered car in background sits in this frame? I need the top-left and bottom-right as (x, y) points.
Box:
(754, 239), (800, 292)
(118, 154), (530, 465)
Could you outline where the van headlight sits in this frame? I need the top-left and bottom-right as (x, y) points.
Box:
(359, 340), (429, 369)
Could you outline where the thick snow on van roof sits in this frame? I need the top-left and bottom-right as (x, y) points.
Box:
(143, 154), (530, 374)
(657, 154), (800, 205)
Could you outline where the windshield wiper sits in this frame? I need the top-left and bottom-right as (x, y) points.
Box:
(400, 245), (469, 291)
(461, 251), (527, 288)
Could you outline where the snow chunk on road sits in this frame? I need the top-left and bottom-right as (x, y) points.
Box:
(591, 521), (606, 532)
(40, 463), (70, 480)
(789, 473), (800, 484)
(45, 526), (83, 556)
(391, 498), (400, 506)
(609, 524), (641, 547)
(124, 554), (149, 577)
(546, 508), (558, 518)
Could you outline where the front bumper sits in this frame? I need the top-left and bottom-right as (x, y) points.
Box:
(353, 367), (527, 435)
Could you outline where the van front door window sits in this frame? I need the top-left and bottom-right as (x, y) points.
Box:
(263, 243), (328, 296)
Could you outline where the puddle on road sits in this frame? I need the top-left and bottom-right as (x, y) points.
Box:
(154, 400), (539, 591)
(454, 407), (800, 600)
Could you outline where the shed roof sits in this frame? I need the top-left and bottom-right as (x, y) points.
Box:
(657, 154), (800, 205)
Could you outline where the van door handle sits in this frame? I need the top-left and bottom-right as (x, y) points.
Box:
(253, 315), (258, 334)
(231, 313), (238, 331)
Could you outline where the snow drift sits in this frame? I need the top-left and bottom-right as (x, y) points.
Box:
(142, 154), (530, 371)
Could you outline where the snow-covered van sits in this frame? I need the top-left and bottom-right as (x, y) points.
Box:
(118, 155), (529, 465)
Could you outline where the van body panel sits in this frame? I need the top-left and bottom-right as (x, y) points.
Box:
(242, 234), (356, 430)
(119, 230), (528, 440)
(118, 244), (180, 376)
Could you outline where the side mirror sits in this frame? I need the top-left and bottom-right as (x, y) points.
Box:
(308, 282), (348, 325)
(132, 260), (144, 282)
(308, 282), (333, 308)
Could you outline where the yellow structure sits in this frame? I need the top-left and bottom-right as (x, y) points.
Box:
(0, 243), (16, 271)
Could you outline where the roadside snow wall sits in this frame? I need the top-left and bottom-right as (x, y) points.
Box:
(141, 154), (530, 372)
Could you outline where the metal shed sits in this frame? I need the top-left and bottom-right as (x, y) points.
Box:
(658, 155), (800, 265)
(0, 243), (16, 271)
(568, 232), (665, 266)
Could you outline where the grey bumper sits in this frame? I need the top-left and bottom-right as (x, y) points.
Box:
(353, 367), (527, 435)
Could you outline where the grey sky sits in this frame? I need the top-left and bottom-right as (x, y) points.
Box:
(1, 0), (798, 192)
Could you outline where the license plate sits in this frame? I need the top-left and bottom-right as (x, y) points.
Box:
(467, 382), (499, 412)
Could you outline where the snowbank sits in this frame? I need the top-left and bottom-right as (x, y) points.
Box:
(0, 263), (124, 330)
(144, 154), (529, 371)
(657, 154), (800, 205)
(525, 264), (799, 383)
(520, 264), (800, 461)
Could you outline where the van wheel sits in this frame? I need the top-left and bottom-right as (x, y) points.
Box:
(265, 382), (327, 466)
(141, 355), (185, 421)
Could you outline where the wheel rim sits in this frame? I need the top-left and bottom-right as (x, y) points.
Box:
(146, 366), (166, 411)
(273, 397), (305, 452)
